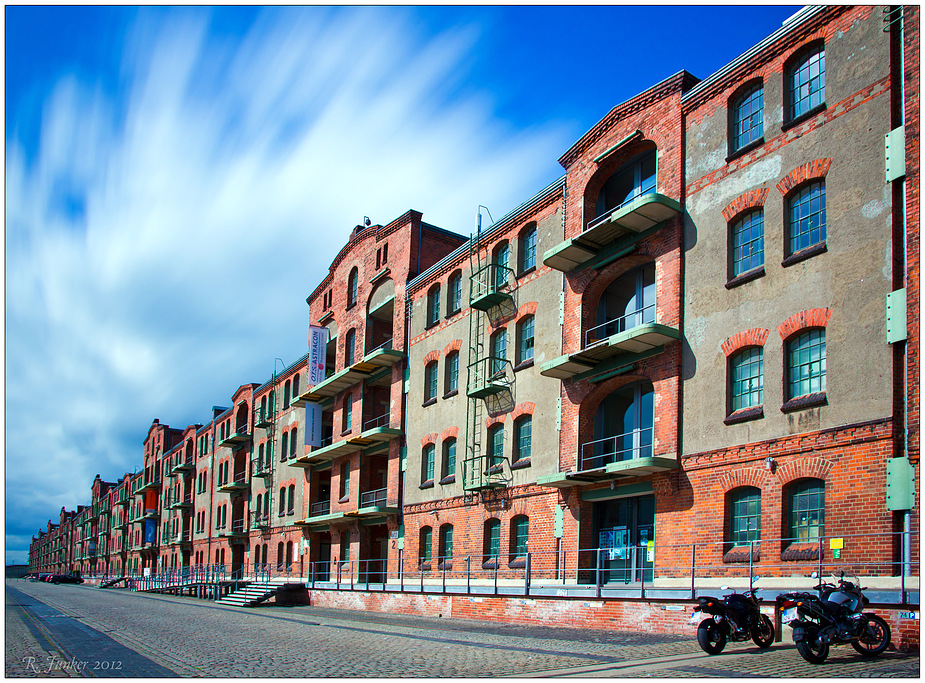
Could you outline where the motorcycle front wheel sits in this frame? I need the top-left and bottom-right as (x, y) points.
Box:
(851, 614), (891, 657)
(697, 618), (727, 655)
(751, 614), (775, 648)
(795, 629), (830, 664)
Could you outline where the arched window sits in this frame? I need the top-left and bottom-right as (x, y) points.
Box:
(442, 438), (457, 479)
(292, 373), (300, 398)
(591, 264), (655, 346)
(516, 315), (535, 365)
(594, 149), (656, 222)
(287, 485), (295, 515)
(730, 209), (764, 277)
(727, 487), (761, 546)
(290, 427), (298, 459)
(444, 351), (459, 394)
(347, 268), (359, 309)
(519, 224), (537, 273)
(258, 443), (265, 471)
(510, 515), (529, 559)
(513, 415), (532, 464)
(490, 329), (507, 376)
(255, 494), (263, 521)
(787, 329), (826, 399)
(286, 541), (293, 568)
(730, 82), (764, 152)
(283, 380), (291, 408)
(439, 524), (453, 563)
(421, 443), (435, 484)
(587, 380), (653, 469)
(419, 526), (433, 566)
(493, 242), (510, 290)
(787, 181), (826, 257)
(280, 432), (289, 463)
(427, 284), (441, 327)
(488, 424), (504, 470)
(447, 271), (463, 314)
(343, 394), (353, 432)
(340, 460), (350, 499)
(277, 542), (284, 570)
(483, 519), (501, 565)
(278, 488), (286, 517)
(424, 362), (439, 403)
(730, 347), (764, 413)
(345, 329), (356, 367)
(788, 45), (825, 121)
(785, 479), (825, 542)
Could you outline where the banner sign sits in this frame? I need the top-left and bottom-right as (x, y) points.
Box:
(305, 402), (323, 448)
(308, 325), (328, 385)
(143, 519), (156, 545)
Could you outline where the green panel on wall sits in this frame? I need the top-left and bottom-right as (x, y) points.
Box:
(887, 288), (907, 344)
(886, 457), (915, 511)
(884, 125), (906, 183)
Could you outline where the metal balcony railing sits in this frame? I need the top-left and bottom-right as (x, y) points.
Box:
(579, 427), (654, 470)
(365, 338), (393, 355)
(310, 500), (331, 517)
(359, 488), (387, 508)
(585, 189), (657, 232)
(584, 303), (656, 348)
(362, 413), (391, 431)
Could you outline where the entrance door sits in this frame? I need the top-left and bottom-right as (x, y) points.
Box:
(317, 538), (331, 581)
(231, 545), (245, 580)
(594, 495), (655, 583)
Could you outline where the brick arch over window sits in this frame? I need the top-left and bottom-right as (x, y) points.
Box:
(422, 350), (441, 365)
(443, 340), (462, 356)
(421, 433), (438, 448)
(718, 467), (770, 493)
(776, 159), (832, 196)
(575, 372), (649, 442)
(722, 188), (770, 223)
(440, 426), (459, 441)
(581, 138), (659, 222)
(776, 457), (833, 485)
(485, 415), (506, 429)
(721, 328), (770, 357)
(490, 301), (539, 330)
(778, 308), (832, 340)
(579, 254), (656, 342)
(511, 402), (536, 421)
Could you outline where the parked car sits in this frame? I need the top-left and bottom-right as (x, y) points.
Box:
(50, 574), (84, 584)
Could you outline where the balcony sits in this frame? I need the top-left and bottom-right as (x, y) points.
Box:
(537, 428), (677, 488)
(169, 531), (192, 546)
(217, 520), (248, 539)
(470, 263), (514, 311)
(467, 357), (514, 399)
(309, 500), (331, 518)
(137, 478), (160, 493)
(345, 487), (398, 521)
(171, 456), (194, 474)
(251, 512), (271, 530)
(543, 193), (682, 272)
(217, 471), (249, 494)
(219, 426), (251, 448)
(540, 306), (680, 381)
(296, 341), (405, 403)
(169, 493), (193, 510)
(251, 457), (272, 478)
(290, 421), (402, 468)
(255, 406), (275, 428)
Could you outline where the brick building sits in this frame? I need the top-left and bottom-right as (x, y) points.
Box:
(30, 4), (917, 644)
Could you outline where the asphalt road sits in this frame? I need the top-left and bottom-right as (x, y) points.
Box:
(5, 580), (920, 678)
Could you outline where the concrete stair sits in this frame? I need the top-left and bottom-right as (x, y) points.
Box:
(217, 578), (294, 607)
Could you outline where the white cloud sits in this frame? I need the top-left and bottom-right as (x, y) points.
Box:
(5, 6), (569, 561)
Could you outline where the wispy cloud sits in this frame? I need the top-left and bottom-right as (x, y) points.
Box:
(5, 6), (569, 559)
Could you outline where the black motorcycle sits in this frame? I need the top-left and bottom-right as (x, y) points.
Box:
(691, 588), (775, 654)
(778, 572), (891, 664)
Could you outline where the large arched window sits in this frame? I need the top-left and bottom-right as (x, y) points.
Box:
(787, 45), (825, 121)
(730, 82), (764, 152)
(586, 380), (654, 469)
(590, 264), (655, 347)
(785, 479), (825, 542)
(347, 268), (359, 309)
(594, 150), (656, 223)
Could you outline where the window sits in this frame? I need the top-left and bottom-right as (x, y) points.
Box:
(728, 487), (761, 546)
(595, 150), (657, 222)
(519, 224), (537, 273)
(787, 329), (826, 399)
(345, 329), (356, 367)
(730, 347), (764, 412)
(484, 519), (501, 564)
(255, 495), (262, 521)
(731, 83), (764, 152)
(292, 374), (300, 397)
(424, 362), (438, 403)
(510, 515), (528, 559)
(448, 271), (462, 314)
(340, 461), (350, 499)
(257, 444), (265, 471)
(290, 428), (298, 459)
(347, 268), (359, 308)
(588, 380), (653, 468)
(283, 380), (291, 408)
(287, 485), (295, 515)
(490, 329), (507, 376)
(513, 416), (532, 463)
(278, 489), (285, 517)
(442, 438), (456, 480)
(422, 444), (435, 484)
(444, 351), (459, 395)
(592, 263), (655, 344)
(427, 284), (441, 327)
(787, 479), (825, 542)
(488, 424), (504, 469)
(419, 527), (433, 565)
(343, 396), (353, 432)
(516, 315), (535, 365)
(731, 210), (764, 277)
(788, 46), (825, 121)
(493, 242), (510, 290)
(787, 181), (826, 257)
(281, 432), (289, 463)
(439, 524), (453, 563)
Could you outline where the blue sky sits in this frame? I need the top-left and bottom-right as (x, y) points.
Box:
(5, 5), (798, 565)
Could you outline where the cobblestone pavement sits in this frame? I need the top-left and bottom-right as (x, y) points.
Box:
(6, 580), (920, 678)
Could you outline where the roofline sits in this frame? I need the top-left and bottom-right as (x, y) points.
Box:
(406, 175), (566, 293)
(681, 5), (824, 104)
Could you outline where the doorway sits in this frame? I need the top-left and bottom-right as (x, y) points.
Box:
(593, 494), (655, 583)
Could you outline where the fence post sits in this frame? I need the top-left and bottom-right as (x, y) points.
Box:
(817, 536), (823, 589)
(748, 540), (754, 593)
(596, 548), (603, 599)
(690, 543), (696, 600)
(350, 560), (354, 591)
(399, 549), (404, 593)
(466, 556), (471, 595)
(525, 553), (531, 597)
(442, 557), (447, 594)
(421, 559), (425, 593)
(493, 559), (498, 595)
